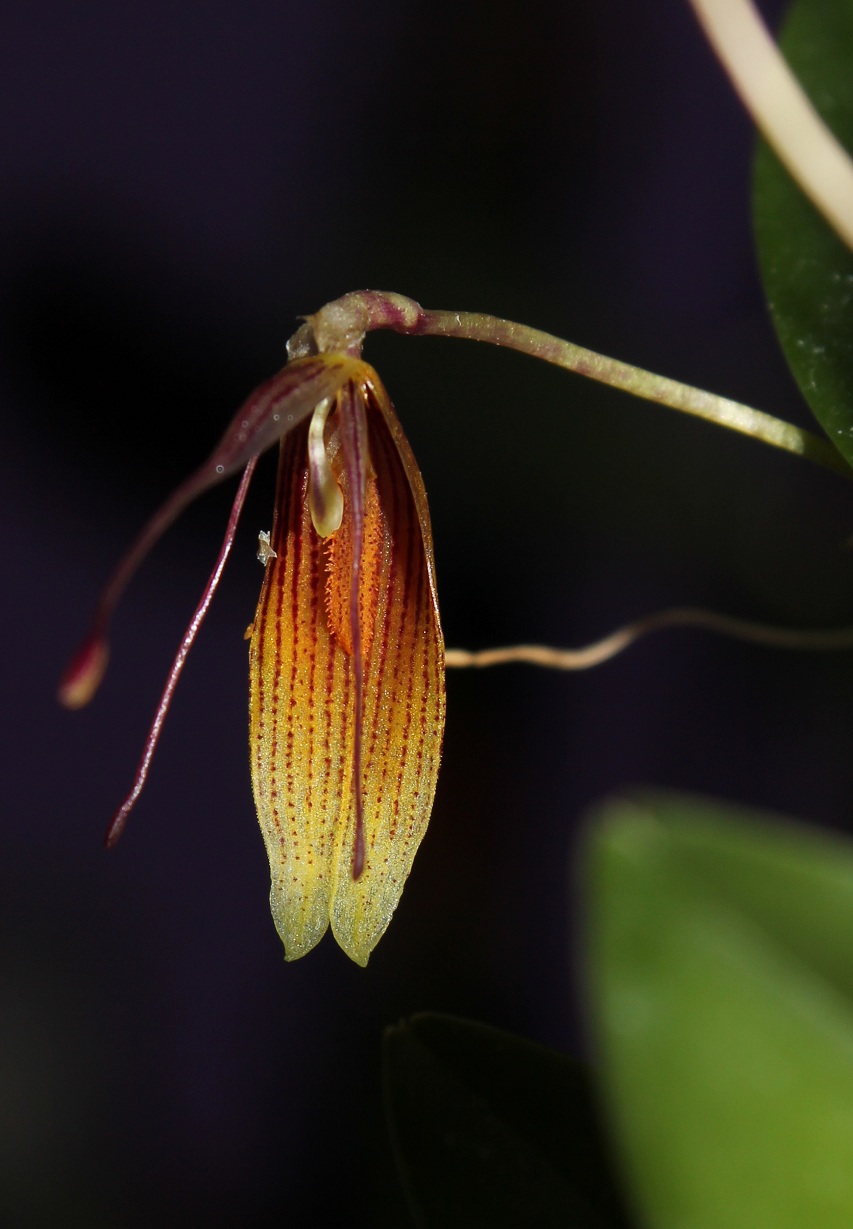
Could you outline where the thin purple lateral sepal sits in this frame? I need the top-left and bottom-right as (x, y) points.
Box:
(59, 356), (348, 709)
(105, 456), (258, 847)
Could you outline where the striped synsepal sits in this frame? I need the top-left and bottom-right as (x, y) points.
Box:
(248, 372), (446, 965)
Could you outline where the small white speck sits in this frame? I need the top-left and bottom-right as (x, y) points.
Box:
(257, 530), (277, 565)
(215, 464), (225, 474)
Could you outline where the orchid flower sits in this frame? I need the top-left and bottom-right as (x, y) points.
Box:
(60, 295), (445, 966)
(60, 289), (852, 966)
(246, 358), (445, 965)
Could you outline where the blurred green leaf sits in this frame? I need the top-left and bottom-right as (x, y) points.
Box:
(383, 1012), (633, 1228)
(754, 0), (853, 464)
(585, 792), (853, 1229)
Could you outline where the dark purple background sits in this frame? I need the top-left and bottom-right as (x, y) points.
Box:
(3, 0), (852, 1223)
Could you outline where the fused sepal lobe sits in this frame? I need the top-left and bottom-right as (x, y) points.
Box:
(330, 391), (445, 963)
(248, 364), (445, 965)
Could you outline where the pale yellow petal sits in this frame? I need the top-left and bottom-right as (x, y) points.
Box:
(249, 425), (349, 960)
(249, 365), (445, 965)
(330, 392), (445, 965)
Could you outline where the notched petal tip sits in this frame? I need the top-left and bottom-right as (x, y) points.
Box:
(270, 880), (332, 963)
(58, 632), (110, 709)
(335, 933), (371, 968)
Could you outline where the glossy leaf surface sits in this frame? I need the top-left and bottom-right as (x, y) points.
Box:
(585, 793), (853, 1229)
(754, 0), (853, 464)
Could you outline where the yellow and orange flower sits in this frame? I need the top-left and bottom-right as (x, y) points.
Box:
(248, 358), (445, 964)
(60, 337), (445, 966)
